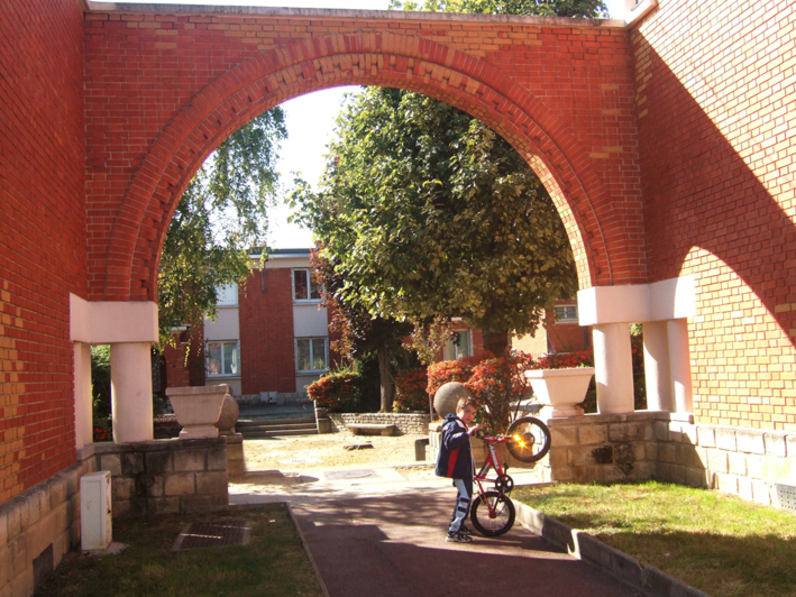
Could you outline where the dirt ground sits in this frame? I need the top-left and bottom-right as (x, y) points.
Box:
(242, 429), (432, 473)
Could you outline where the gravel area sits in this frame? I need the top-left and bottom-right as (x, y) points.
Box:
(242, 430), (431, 472)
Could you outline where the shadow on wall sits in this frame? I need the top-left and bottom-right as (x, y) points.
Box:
(639, 43), (796, 341)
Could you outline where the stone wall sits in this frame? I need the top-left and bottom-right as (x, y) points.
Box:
(541, 412), (796, 508)
(330, 413), (431, 435)
(93, 438), (228, 519)
(0, 449), (96, 597)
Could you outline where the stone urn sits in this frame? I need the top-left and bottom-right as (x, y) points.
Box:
(525, 368), (595, 419)
(433, 382), (475, 418)
(166, 385), (229, 439)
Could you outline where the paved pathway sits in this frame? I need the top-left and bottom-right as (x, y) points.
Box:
(231, 468), (644, 597)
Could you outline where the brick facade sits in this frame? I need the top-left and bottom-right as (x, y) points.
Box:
(239, 268), (296, 394)
(634, 0), (796, 430)
(0, 0), (85, 505)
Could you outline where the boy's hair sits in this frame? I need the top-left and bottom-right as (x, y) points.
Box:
(456, 396), (478, 411)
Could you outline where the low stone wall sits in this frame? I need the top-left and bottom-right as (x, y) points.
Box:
(538, 411), (796, 508)
(0, 448), (96, 597)
(330, 412), (431, 435)
(93, 438), (228, 518)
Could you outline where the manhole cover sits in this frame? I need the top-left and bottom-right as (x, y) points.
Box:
(171, 520), (251, 552)
(325, 469), (375, 480)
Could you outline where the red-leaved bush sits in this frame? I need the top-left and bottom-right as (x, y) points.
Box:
(308, 372), (361, 412)
(393, 367), (429, 413)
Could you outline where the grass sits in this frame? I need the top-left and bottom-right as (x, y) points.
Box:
(513, 481), (796, 597)
(36, 504), (323, 597)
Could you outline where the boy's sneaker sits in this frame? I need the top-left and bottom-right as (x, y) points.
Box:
(446, 530), (473, 543)
(459, 524), (474, 535)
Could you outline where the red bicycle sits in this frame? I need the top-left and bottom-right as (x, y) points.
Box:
(469, 417), (551, 536)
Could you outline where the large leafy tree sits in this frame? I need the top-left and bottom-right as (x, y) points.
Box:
(292, 0), (605, 410)
(390, 0), (607, 17)
(158, 109), (287, 349)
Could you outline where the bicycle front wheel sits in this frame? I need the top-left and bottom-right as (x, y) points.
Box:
(506, 416), (551, 462)
(470, 491), (515, 536)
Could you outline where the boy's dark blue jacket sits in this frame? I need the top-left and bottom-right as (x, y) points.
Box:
(435, 413), (473, 479)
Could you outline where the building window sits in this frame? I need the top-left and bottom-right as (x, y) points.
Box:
(445, 330), (473, 360)
(296, 337), (328, 372)
(216, 283), (238, 307)
(206, 340), (240, 376)
(554, 305), (579, 323)
(293, 269), (322, 302)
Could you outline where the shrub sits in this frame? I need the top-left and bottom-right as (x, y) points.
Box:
(426, 351), (493, 396)
(393, 368), (429, 413)
(307, 371), (362, 413)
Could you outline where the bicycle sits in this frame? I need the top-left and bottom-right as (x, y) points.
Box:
(469, 418), (551, 536)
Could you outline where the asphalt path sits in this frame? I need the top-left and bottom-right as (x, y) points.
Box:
(231, 468), (644, 597)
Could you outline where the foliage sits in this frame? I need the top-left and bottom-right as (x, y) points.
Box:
(426, 354), (489, 396)
(393, 368), (430, 412)
(513, 481), (796, 597)
(307, 370), (363, 413)
(91, 345), (112, 441)
(464, 357), (524, 434)
(291, 86), (578, 357)
(390, 0), (608, 17)
(158, 109), (287, 349)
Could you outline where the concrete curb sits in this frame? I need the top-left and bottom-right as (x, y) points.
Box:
(286, 503), (332, 597)
(515, 502), (713, 597)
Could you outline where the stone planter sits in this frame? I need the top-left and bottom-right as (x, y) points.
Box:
(166, 385), (229, 439)
(525, 368), (595, 419)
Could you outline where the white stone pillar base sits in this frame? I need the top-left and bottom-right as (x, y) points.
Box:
(593, 323), (634, 414)
(111, 342), (154, 442)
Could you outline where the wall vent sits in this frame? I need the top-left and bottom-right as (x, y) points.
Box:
(776, 483), (796, 513)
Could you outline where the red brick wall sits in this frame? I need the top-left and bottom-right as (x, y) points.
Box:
(239, 268), (296, 394)
(0, 1), (86, 502)
(635, 0), (796, 430)
(163, 326), (206, 389)
(82, 8), (644, 302)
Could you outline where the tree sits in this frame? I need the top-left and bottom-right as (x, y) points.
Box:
(291, 88), (578, 360)
(389, 0), (608, 18)
(157, 109), (287, 349)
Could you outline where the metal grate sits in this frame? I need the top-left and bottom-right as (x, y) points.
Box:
(171, 520), (251, 552)
(776, 484), (796, 513)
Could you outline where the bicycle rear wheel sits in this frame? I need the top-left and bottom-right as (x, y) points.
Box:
(506, 416), (551, 462)
(470, 491), (515, 536)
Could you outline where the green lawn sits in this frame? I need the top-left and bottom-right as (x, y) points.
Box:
(37, 504), (323, 597)
(513, 481), (796, 597)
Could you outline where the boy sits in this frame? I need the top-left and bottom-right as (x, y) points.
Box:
(435, 396), (479, 543)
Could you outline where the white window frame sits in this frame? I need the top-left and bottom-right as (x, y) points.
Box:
(295, 337), (329, 373)
(206, 340), (241, 377)
(292, 268), (323, 303)
(445, 330), (473, 361)
(554, 305), (579, 324)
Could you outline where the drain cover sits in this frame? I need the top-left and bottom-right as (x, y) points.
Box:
(325, 469), (375, 480)
(171, 520), (251, 552)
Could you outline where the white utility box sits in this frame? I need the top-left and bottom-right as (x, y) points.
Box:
(80, 470), (112, 551)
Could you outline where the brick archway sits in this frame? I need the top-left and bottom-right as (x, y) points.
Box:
(104, 31), (622, 302)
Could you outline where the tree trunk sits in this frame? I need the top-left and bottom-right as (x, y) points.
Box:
(378, 344), (394, 412)
(483, 331), (510, 357)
